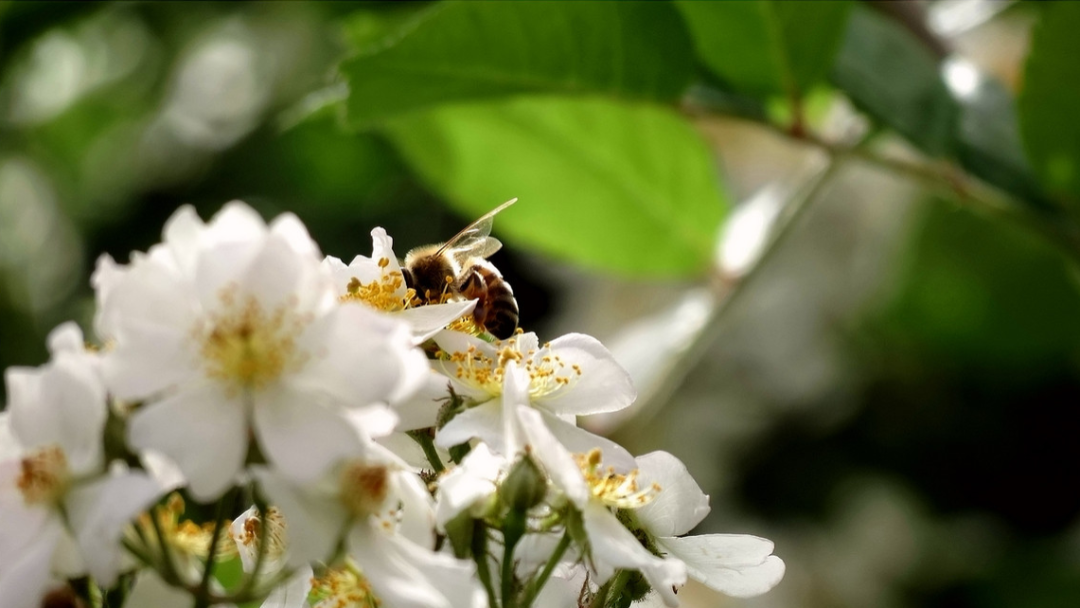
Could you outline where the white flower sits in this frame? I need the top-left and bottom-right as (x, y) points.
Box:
(324, 227), (475, 343)
(255, 438), (483, 608)
(498, 367), (687, 607)
(434, 442), (504, 529)
(97, 202), (428, 499)
(632, 452), (785, 599)
(0, 323), (160, 608)
(429, 331), (638, 470)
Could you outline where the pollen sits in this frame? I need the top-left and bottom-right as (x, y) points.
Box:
(340, 268), (416, 313)
(339, 461), (390, 518)
(231, 506), (288, 563)
(132, 493), (236, 560)
(193, 286), (310, 395)
(16, 445), (70, 506)
(310, 560), (381, 608)
(446, 338), (583, 399)
(575, 449), (659, 510)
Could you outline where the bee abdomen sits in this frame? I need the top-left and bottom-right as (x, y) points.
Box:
(479, 267), (519, 340)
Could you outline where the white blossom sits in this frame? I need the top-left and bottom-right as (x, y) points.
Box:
(0, 323), (159, 608)
(96, 202), (428, 499)
(632, 452), (785, 598)
(324, 227), (475, 343)
(429, 330), (637, 470)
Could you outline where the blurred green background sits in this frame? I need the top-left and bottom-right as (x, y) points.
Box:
(2, 1), (1080, 607)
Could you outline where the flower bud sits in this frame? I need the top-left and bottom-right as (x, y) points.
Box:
(499, 455), (547, 511)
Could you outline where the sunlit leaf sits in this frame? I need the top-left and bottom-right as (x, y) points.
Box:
(341, 1), (695, 128)
(1018, 1), (1080, 205)
(831, 5), (958, 156)
(383, 97), (727, 277)
(675, 0), (851, 98)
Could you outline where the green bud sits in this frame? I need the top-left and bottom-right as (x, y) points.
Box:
(500, 455), (548, 511)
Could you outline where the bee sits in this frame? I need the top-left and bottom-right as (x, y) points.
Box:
(401, 198), (520, 339)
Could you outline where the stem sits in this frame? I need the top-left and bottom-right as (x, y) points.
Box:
(520, 532), (571, 608)
(194, 488), (235, 608)
(238, 494), (271, 596)
(472, 521), (500, 608)
(148, 504), (182, 586)
(407, 429), (446, 473)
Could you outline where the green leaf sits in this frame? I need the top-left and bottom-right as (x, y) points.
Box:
(341, 1), (695, 128)
(675, 0), (851, 98)
(1018, 1), (1080, 205)
(383, 97), (727, 277)
(956, 76), (1051, 209)
(831, 5), (958, 156)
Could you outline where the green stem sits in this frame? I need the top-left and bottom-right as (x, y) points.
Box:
(520, 532), (571, 608)
(471, 521), (500, 608)
(194, 488), (235, 608)
(407, 429), (446, 473)
(148, 504), (182, 586)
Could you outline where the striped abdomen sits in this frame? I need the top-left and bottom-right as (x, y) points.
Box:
(458, 259), (519, 339)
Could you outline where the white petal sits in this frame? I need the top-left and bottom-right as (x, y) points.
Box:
(538, 412), (636, 473)
(161, 205), (206, 276)
(434, 443), (501, 528)
(0, 414), (19, 460)
(253, 468), (349, 566)
(0, 465), (57, 572)
(296, 305), (423, 410)
(633, 451), (710, 537)
(45, 322), (84, 355)
(254, 385), (362, 483)
(233, 229), (333, 316)
(207, 201), (268, 243)
(128, 384), (247, 501)
(7, 351), (107, 475)
(0, 522), (62, 608)
(400, 300), (477, 343)
(390, 470), (437, 547)
(269, 211), (322, 259)
(582, 503), (686, 607)
(657, 534), (784, 598)
(392, 370), (455, 432)
(350, 524), (483, 608)
(65, 471), (161, 586)
(260, 566), (313, 608)
(344, 405), (399, 439)
(533, 333), (636, 416)
(127, 570), (195, 608)
(432, 330), (496, 360)
(434, 402), (502, 450)
(515, 405), (590, 509)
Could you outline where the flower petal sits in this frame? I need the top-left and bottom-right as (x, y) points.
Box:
(128, 384), (247, 501)
(656, 534), (784, 598)
(65, 471), (162, 586)
(253, 468), (349, 566)
(0, 523), (62, 608)
(633, 451), (710, 537)
(538, 412), (636, 473)
(582, 502), (686, 607)
(400, 300), (476, 343)
(254, 384), (363, 483)
(532, 333), (636, 416)
(435, 402), (501, 450)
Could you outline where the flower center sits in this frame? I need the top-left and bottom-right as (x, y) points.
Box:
(447, 337), (583, 399)
(17, 445), (70, 506)
(575, 449), (659, 510)
(133, 493), (235, 560)
(340, 259), (417, 313)
(194, 286), (310, 395)
(339, 461), (390, 518)
(231, 506), (287, 564)
(311, 560), (381, 608)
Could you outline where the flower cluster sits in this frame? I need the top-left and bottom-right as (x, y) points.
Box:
(0, 202), (784, 608)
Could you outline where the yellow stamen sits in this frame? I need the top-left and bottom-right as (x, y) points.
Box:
(193, 286), (310, 395)
(17, 445), (69, 506)
(575, 449), (659, 510)
(311, 559), (381, 608)
(340, 265), (416, 313)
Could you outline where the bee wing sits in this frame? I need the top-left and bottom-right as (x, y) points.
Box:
(436, 198), (516, 260)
